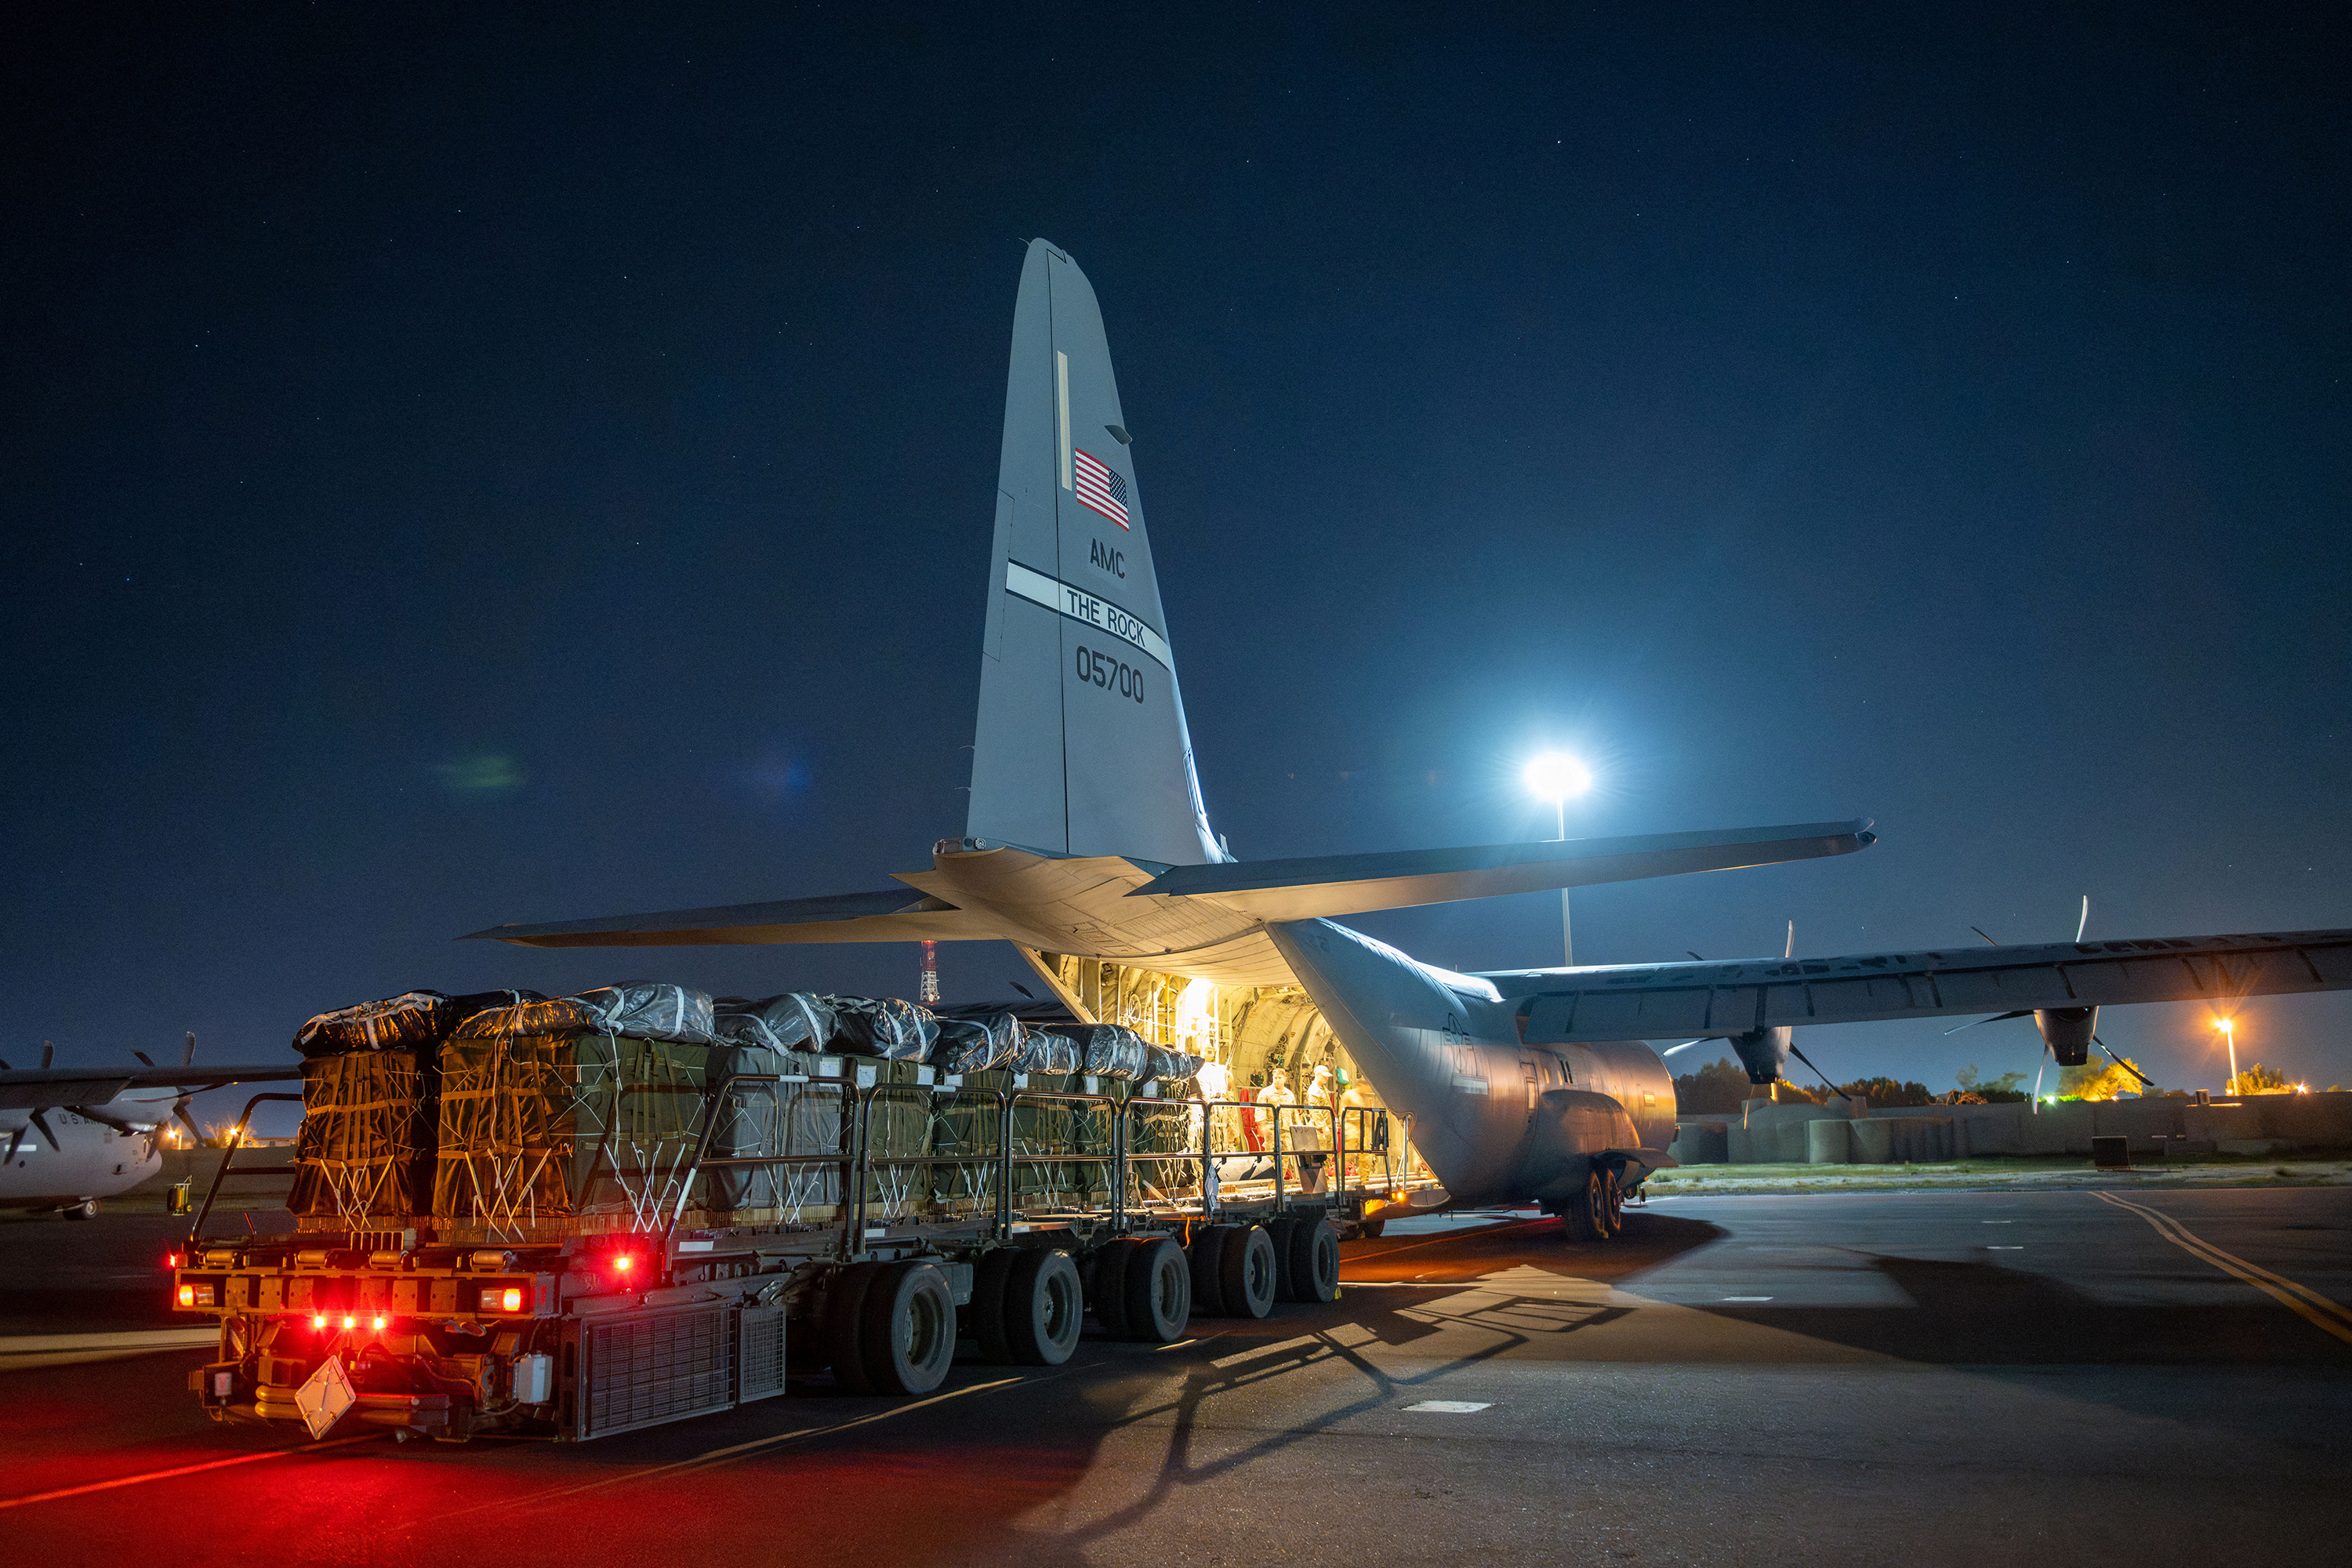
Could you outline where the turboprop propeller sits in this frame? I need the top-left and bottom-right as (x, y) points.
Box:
(1661, 922), (1843, 1095)
(1941, 898), (2152, 1104)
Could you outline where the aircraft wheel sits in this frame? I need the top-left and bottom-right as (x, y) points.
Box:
(1561, 1171), (1605, 1243)
(965, 1247), (1019, 1363)
(1120, 1237), (1191, 1342)
(1091, 1238), (1139, 1337)
(862, 1261), (956, 1396)
(1188, 1224), (1234, 1316)
(1219, 1225), (1279, 1319)
(62, 1200), (98, 1221)
(826, 1261), (884, 1393)
(1004, 1249), (1083, 1366)
(1283, 1218), (1341, 1303)
(1599, 1166), (1626, 1238)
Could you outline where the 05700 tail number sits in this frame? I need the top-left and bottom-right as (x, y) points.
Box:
(1075, 645), (1145, 703)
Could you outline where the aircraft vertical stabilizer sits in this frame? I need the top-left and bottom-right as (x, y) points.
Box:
(967, 240), (1221, 866)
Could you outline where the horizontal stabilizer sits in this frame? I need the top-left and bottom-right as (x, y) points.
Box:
(0, 1063), (301, 1112)
(1504, 927), (2352, 1044)
(465, 887), (996, 949)
(1128, 820), (1875, 922)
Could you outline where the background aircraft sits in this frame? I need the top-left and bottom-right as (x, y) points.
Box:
(0, 1036), (298, 1217)
(474, 241), (2352, 1240)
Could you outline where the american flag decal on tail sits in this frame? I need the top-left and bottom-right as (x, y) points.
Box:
(1073, 448), (1130, 529)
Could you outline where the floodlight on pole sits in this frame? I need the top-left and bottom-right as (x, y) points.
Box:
(2216, 1017), (2239, 1097)
(1523, 752), (1592, 967)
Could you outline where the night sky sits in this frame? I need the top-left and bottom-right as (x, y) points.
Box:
(8, 4), (2350, 1129)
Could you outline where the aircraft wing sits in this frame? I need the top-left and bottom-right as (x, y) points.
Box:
(465, 887), (1001, 949)
(0, 1064), (302, 1112)
(1129, 821), (1875, 922)
(1496, 928), (2352, 1044)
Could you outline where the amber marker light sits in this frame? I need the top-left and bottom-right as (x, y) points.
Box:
(177, 1284), (195, 1307)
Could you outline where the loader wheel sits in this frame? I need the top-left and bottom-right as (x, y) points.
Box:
(1265, 1217), (1301, 1298)
(1004, 1249), (1083, 1367)
(1091, 1237), (1138, 1337)
(1120, 1237), (1191, 1343)
(826, 1261), (884, 1393)
(1219, 1225), (1278, 1319)
(862, 1261), (956, 1396)
(966, 1247), (1019, 1364)
(1283, 1218), (1341, 1303)
(1188, 1224), (1235, 1316)
(1354, 1220), (1386, 1240)
(62, 1200), (97, 1221)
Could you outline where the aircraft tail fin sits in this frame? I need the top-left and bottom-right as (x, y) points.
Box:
(966, 240), (1221, 866)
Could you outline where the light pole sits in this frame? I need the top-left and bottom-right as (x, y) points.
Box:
(1523, 753), (1592, 968)
(2216, 1018), (2239, 1097)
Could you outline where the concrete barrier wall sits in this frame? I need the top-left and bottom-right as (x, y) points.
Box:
(1672, 1091), (2352, 1163)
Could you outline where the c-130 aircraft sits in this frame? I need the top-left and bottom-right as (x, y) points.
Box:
(474, 239), (2352, 1240)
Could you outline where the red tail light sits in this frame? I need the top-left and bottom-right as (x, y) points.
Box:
(165, 1252), (181, 1269)
(371, 1315), (387, 1330)
(615, 1254), (634, 1274)
(312, 1313), (328, 1329)
(340, 1315), (356, 1330)
(495, 1287), (525, 1313)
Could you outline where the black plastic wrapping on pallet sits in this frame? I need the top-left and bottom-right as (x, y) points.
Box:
(818, 995), (938, 1061)
(452, 995), (603, 1040)
(294, 989), (546, 1056)
(712, 993), (836, 1053)
(1034, 1023), (1149, 1080)
(930, 1012), (1028, 1076)
(1007, 1028), (1081, 1076)
(573, 981), (720, 1044)
(1145, 1045), (1206, 1083)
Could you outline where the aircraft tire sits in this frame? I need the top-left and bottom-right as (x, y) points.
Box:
(1091, 1238), (1139, 1338)
(862, 1261), (956, 1396)
(826, 1261), (884, 1393)
(1562, 1167), (1611, 1243)
(1599, 1166), (1626, 1239)
(1188, 1225), (1233, 1316)
(61, 1200), (98, 1221)
(966, 1247), (1019, 1363)
(1284, 1218), (1341, 1303)
(1120, 1237), (1192, 1342)
(1220, 1225), (1279, 1319)
(1004, 1249), (1083, 1366)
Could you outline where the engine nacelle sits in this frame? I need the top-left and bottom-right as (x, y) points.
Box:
(2034, 1006), (2098, 1068)
(1728, 1025), (1793, 1085)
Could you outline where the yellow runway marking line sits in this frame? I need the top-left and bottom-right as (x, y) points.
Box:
(0, 1435), (382, 1512)
(2094, 1190), (2352, 1346)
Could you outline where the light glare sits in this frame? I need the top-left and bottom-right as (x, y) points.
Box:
(1523, 752), (1592, 801)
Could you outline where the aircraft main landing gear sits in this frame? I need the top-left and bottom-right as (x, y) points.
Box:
(1559, 1166), (1622, 1243)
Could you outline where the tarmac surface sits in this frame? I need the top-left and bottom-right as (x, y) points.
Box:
(3, 1186), (2347, 1566)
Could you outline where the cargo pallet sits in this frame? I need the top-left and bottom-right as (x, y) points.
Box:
(172, 1067), (1436, 1443)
